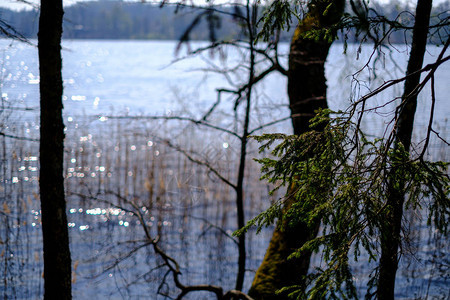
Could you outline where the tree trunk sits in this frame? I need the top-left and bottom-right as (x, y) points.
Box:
(377, 0), (432, 298)
(235, 2), (258, 291)
(249, 1), (344, 298)
(38, 0), (72, 298)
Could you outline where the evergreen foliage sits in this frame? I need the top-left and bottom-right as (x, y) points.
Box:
(255, 0), (448, 45)
(237, 109), (449, 298)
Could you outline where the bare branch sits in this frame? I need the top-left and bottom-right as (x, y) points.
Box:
(105, 115), (241, 139)
(249, 116), (291, 135)
(162, 138), (238, 190)
(190, 214), (239, 246)
(0, 19), (30, 44)
(69, 190), (253, 299)
(0, 131), (39, 142)
(352, 51), (449, 108)
(419, 73), (436, 159)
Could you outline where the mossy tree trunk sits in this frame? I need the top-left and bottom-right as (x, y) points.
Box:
(38, 0), (72, 298)
(248, 1), (344, 299)
(377, 0), (432, 298)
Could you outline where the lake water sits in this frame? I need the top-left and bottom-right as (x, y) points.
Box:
(3, 40), (449, 152)
(0, 39), (448, 299)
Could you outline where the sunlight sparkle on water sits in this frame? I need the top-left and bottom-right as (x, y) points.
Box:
(86, 208), (107, 215)
(79, 225), (89, 231)
(93, 97), (100, 108)
(71, 95), (86, 101)
(107, 208), (122, 216)
(94, 166), (106, 172)
(118, 220), (129, 227)
(24, 156), (37, 162)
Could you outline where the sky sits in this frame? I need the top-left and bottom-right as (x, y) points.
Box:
(0, 0), (447, 11)
(2, 0), (225, 10)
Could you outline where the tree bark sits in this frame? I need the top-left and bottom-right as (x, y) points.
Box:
(377, 0), (432, 298)
(248, 1), (344, 298)
(38, 0), (72, 298)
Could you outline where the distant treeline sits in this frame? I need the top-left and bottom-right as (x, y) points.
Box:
(0, 2), (254, 41)
(0, 1), (448, 42)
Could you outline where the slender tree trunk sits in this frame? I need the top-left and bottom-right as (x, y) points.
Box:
(249, 1), (344, 298)
(377, 0), (432, 298)
(38, 0), (72, 298)
(235, 1), (257, 291)
(235, 77), (251, 291)
(235, 95), (249, 291)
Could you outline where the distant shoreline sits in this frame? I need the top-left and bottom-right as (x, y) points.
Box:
(0, 38), (444, 47)
(2, 1), (447, 44)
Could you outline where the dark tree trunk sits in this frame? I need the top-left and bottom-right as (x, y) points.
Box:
(235, 2), (257, 291)
(38, 0), (72, 298)
(248, 1), (344, 298)
(288, 32), (330, 136)
(377, 0), (432, 298)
